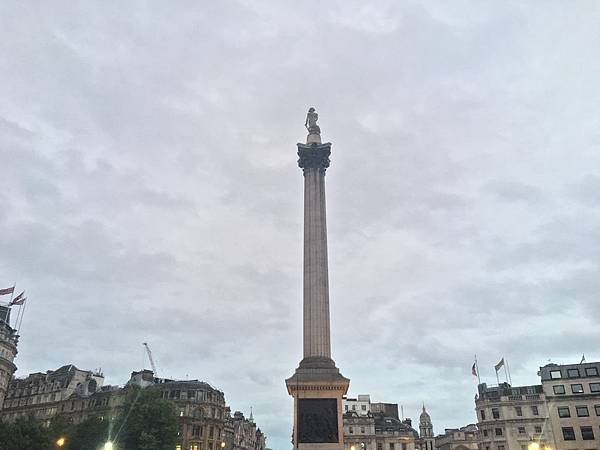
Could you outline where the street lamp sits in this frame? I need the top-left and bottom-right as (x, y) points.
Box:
(528, 442), (540, 450)
(56, 437), (66, 447)
(104, 442), (114, 450)
(221, 442), (226, 449)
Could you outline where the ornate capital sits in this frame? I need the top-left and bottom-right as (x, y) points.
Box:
(297, 143), (331, 174)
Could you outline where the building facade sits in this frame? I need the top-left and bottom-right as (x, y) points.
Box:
(435, 424), (479, 450)
(476, 382), (554, 450)
(418, 406), (435, 450)
(0, 366), (266, 450)
(0, 306), (19, 410)
(539, 362), (600, 450)
(343, 395), (420, 450)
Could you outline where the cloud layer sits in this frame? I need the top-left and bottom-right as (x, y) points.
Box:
(2, 1), (600, 448)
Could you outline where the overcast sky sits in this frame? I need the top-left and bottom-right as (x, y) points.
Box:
(2, 1), (600, 448)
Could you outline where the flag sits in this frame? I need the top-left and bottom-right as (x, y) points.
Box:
(10, 296), (26, 306)
(0, 286), (15, 295)
(495, 357), (505, 372)
(472, 362), (478, 377)
(581, 354), (586, 364)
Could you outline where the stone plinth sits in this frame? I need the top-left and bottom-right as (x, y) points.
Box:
(286, 357), (350, 450)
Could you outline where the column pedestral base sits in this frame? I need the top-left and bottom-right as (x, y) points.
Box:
(286, 357), (350, 450)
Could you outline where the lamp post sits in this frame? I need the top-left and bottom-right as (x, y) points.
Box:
(55, 437), (66, 448)
(104, 441), (114, 450)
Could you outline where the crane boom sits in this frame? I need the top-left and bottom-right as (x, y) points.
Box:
(142, 342), (158, 377)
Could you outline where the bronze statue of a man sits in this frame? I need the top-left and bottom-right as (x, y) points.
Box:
(305, 107), (320, 135)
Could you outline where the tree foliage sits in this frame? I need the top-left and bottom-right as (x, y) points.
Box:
(0, 386), (178, 450)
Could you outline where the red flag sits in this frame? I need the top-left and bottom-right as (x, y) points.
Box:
(0, 286), (15, 295)
(10, 296), (26, 306)
(472, 362), (478, 377)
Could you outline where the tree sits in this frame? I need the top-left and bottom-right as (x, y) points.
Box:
(0, 416), (52, 450)
(115, 386), (178, 450)
(69, 417), (110, 450)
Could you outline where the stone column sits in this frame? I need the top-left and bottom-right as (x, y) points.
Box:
(298, 143), (332, 360)
(287, 131), (349, 450)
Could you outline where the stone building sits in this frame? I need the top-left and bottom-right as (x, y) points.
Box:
(539, 361), (600, 449)
(418, 406), (435, 450)
(343, 395), (419, 450)
(476, 382), (554, 450)
(0, 364), (105, 425)
(435, 424), (479, 450)
(0, 306), (19, 410)
(0, 366), (267, 450)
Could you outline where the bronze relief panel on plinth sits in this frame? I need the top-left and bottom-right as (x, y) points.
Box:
(297, 398), (339, 443)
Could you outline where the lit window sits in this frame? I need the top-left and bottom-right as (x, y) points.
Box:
(558, 407), (570, 418)
(553, 385), (565, 395)
(576, 406), (589, 417)
(581, 426), (594, 440)
(562, 427), (575, 441)
(571, 384), (584, 394)
(550, 370), (562, 379)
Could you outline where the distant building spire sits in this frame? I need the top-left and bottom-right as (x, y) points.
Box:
(249, 406), (254, 422)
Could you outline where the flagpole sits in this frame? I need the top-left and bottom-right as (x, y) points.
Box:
(475, 354), (481, 384)
(506, 359), (512, 385)
(503, 359), (509, 384)
(17, 299), (26, 334)
(9, 283), (16, 327)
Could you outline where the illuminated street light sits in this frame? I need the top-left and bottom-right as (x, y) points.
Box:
(528, 442), (540, 450)
(104, 442), (114, 450)
(351, 446), (356, 450)
(221, 443), (226, 449)
(56, 437), (66, 447)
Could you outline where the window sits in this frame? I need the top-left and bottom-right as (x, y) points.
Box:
(535, 426), (542, 434)
(581, 426), (594, 440)
(492, 408), (500, 419)
(531, 406), (539, 416)
(568, 368), (581, 378)
(362, 405), (367, 411)
(572, 384), (584, 393)
(558, 407), (571, 418)
(483, 430), (488, 437)
(562, 427), (576, 441)
(553, 385), (566, 394)
(518, 427), (526, 434)
(345, 405), (348, 411)
(349, 427), (354, 434)
(495, 428), (503, 436)
(515, 406), (523, 417)
(590, 383), (600, 392)
(585, 367), (599, 377)
(498, 446), (505, 450)
(595, 405), (600, 416)
(576, 406), (589, 417)
(389, 444), (394, 450)
(361, 427), (365, 433)
(352, 405), (356, 410)
(402, 444), (407, 450)
(550, 370), (562, 379)
(481, 410), (486, 420)
(377, 444), (383, 450)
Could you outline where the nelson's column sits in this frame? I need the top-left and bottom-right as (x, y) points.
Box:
(286, 108), (350, 450)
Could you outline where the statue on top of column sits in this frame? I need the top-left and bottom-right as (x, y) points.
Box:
(305, 107), (321, 136)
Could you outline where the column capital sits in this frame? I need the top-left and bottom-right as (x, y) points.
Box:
(297, 143), (331, 173)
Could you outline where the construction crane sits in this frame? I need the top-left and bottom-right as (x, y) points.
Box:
(142, 342), (158, 377)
